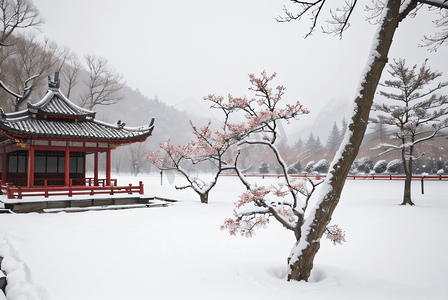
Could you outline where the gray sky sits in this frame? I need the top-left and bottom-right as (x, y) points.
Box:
(32, 0), (447, 128)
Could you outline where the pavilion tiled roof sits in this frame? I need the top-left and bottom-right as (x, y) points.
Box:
(0, 87), (154, 143)
(27, 90), (96, 118)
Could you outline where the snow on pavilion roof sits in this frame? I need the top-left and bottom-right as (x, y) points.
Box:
(27, 89), (96, 118)
(0, 88), (154, 143)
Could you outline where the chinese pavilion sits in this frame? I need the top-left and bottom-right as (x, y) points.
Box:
(0, 73), (154, 199)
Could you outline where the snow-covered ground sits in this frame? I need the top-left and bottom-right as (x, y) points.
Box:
(0, 174), (447, 300)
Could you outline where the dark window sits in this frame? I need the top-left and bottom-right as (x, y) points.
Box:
(69, 157), (77, 173)
(77, 155), (84, 173)
(34, 151), (85, 174)
(58, 156), (65, 173)
(8, 151), (27, 173)
(35, 156), (46, 173)
(8, 155), (17, 172)
(47, 156), (58, 173)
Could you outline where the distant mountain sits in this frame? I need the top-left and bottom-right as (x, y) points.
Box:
(95, 86), (194, 150)
(173, 97), (224, 130)
(288, 97), (352, 146)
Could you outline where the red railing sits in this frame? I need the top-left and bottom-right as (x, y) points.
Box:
(0, 179), (144, 199)
(231, 174), (448, 180)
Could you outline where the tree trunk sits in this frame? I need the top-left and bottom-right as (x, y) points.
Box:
(288, 0), (413, 282)
(200, 192), (209, 204)
(401, 159), (415, 206)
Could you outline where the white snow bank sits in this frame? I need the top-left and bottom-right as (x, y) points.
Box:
(0, 174), (446, 300)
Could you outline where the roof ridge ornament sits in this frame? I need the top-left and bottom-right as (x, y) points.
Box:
(48, 72), (60, 90)
(117, 120), (125, 128)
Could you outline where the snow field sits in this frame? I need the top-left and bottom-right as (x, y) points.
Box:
(0, 174), (447, 300)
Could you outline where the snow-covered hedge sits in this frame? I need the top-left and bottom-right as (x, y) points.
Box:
(387, 159), (403, 173)
(356, 157), (374, 174)
(313, 159), (329, 174)
(287, 161), (302, 174)
(373, 160), (387, 174)
(304, 161), (315, 173)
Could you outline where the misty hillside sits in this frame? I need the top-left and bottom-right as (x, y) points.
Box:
(95, 86), (195, 150)
(288, 97), (352, 146)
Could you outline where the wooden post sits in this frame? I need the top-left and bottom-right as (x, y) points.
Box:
(2, 148), (6, 184)
(69, 179), (73, 197)
(27, 145), (34, 188)
(139, 181), (144, 195)
(44, 180), (48, 198)
(106, 148), (111, 186)
(65, 146), (70, 187)
(94, 152), (99, 186)
(7, 183), (12, 199)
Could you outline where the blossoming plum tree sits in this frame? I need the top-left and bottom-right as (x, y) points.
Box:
(212, 71), (346, 280)
(147, 119), (238, 204)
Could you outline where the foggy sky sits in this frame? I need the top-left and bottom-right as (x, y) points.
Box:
(32, 0), (448, 129)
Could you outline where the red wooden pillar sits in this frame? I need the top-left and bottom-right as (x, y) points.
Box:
(27, 145), (35, 188)
(65, 146), (70, 187)
(94, 151), (99, 186)
(2, 148), (6, 184)
(106, 148), (111, 186)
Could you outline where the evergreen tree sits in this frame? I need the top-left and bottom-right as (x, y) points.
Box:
(340, 117), (348, 141)
(370, 121), (389, 141)
(315, 136), (323, 152)
(326, 122), (341, 150)
(305, 132), (317, 153)
(294, 137), (304, 152)
(258, 161), (269, 174)
(371, 59), (448, 205)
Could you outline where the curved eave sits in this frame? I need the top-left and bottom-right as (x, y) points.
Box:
(27, 89), (96, 118)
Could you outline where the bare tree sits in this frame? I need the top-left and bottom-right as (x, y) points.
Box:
(80, 54), (124, 110)
(370, 58), (448, 205)
(272, 0), (448, 282)
(0, 0), (44, 109)
(59, 50), (82, 98)
(1, 33), (62, 111)
(0, 0), (44, 45)
(422, 4), (448, 50)
(127, 142), (148, 176)
(114, 152), (122, 175)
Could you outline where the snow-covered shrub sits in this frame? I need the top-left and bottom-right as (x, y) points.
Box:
(287, 161), (302, 174)
(422, 157), (437, 174)
(273, 164), (283, 174)
(373, 160), (387, 174)
(258, 161), (269, 174)
(356, 157), (373, 174)
(304, 161), (315, 173)
(412, 159), (422, 174)
(313, 159), (329, 174)
(387, 159), (403, 173)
